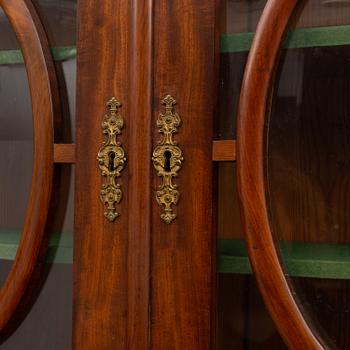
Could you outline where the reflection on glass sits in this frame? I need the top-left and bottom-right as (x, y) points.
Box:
(0, 1), (76, 348)
(0, 260), (72, 350)
(34, 0), (77, 47)
(217, 2), (283, 349)
(218, 275), (286, 349)
(218, 0), (350, 139)
(0, 7), (33, 279)
(267, 1), (350, 348)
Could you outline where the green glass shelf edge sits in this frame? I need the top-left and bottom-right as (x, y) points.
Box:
(0, 230), (72, 264)
(0, 46), (76, 65)
(218, 239), (350, 280)
(221, 24), (350, 53)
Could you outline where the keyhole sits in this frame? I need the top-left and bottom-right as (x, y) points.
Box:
(108, 152), (116, 171)
(164, 151), (172, 172)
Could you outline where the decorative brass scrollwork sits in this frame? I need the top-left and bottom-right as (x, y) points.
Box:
(152, 95), (184, 224)
(97, 97), (126, 222)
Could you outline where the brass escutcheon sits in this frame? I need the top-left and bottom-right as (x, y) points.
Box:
(97, 97), (126, 222)
(152, 95), (184, 224)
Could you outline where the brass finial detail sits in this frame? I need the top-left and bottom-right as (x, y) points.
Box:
(152, 95), (184, 224)
(97, 97), (126, 222)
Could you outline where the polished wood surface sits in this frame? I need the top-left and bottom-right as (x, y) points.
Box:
(125, 1), (153, 348)
(75, 1), (217, 348)
(237, 0), (325, 349)
(74, 1), (151, 348)
(213, 140), (236, 161)
(150, 1), (216, 348)
(0, 0), (58, 338)
(54, 144), (75, 164)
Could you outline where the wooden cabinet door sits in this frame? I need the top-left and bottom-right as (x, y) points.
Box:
(3, 1), (350, 349)
(0, 0), (75, 348)
(74, 1), (216, 349)
(236, 1), (350, 349)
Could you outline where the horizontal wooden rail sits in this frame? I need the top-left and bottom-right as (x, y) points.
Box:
(221, 24), (350, 53)
(212, 140), (236, 161)
(54, 144), (76, 163)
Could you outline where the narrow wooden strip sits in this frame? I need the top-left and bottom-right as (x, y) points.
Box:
(0, 45), (76, 65)
(126, 2), (153, 348)
(221, 24), (350, 53)
(212, 140), (236, 161)
(54, 144), (76, 163)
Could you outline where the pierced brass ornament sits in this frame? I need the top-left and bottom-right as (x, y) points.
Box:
(97, 97), (126, 222)
(152, 95), (184, 224)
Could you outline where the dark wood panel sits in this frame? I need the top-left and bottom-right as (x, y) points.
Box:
(236, 0), (325, 349)
(0, 0), (58, 338)
(74, 1), (151, 349)
(151, 1), (216, 348)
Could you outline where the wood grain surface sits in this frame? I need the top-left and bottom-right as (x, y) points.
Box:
(213, 140), (236, 161)
(74, 1), (152, 349)
(150, 1), (216, 349)
(54, 144), (75, 163)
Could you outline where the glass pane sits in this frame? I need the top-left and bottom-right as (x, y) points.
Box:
(218, 275), (286, 349)
(0, 261), (72, 349)
(217, 0), (266, 139)
(0, 8), (33, 280)
(218, 0), (350, 139)
(0, 1), (76, 348)
(217, 2), (284, 348)
(0, 166), (74, 349)
(34, 0), (76, 47)
(267, 1), (350, 348)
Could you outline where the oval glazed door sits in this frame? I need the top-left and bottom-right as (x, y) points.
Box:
(237, 0), (350, 349)
(0, 0), (59, 337)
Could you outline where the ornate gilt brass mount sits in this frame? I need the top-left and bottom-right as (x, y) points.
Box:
(152, 95), (184, 224)
(97, 97), (126, 222)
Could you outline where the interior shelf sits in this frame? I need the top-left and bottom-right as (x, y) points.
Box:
(0, 45), (76, 65)
(218, 239), (350, 280)
(221, 24), (350, 53)
(1, 232), (349, 278)
(2, 25), (348, 64)
(0, 230), (72, 264)
(1, 25), (349, 64)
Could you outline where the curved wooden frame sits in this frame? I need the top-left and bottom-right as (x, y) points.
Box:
(0, 0), (58, 333)
(237, 1), (326, 349)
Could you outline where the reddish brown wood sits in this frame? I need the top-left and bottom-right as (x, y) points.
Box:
(237, 1), (325, 349)
(125, 1), (152, 348)
(212, 140), (236, 161)
(151, 1), (216, 348)
(0, 0), (58, 336)
(54, 144), (76, 163)
(74, 1), (151, 349)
